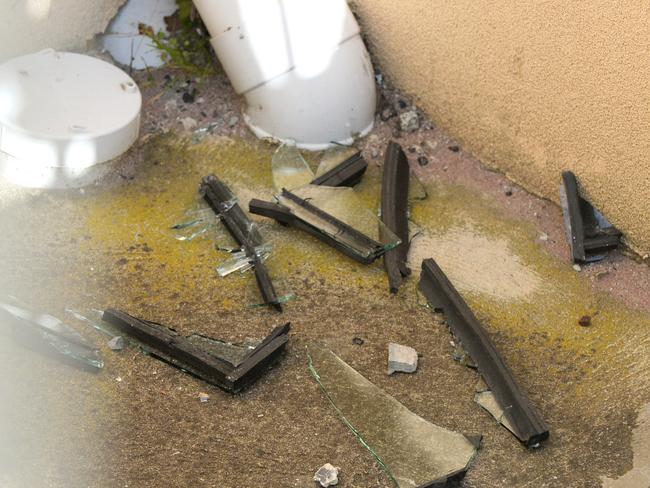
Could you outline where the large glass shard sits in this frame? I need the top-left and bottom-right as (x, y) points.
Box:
(277, 185), (400, 259)
(271, 140), (314, 192)
(0, 301), (104, 370)
(307, 344), (478, 487)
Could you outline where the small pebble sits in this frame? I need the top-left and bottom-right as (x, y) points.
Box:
(313, 463), (340, 487)
(399, 110), (420, 132)
(180, 117), (198, 131)
(578, 315), (592, 327)
(380, 106), (397, 121)
(107, 336), (124, 351)
(417, 156), (429, 167)
(352, 337), (364, 346)
(198, 392), (210, 402)
(370, 147), (380, 159)
(182, 91), (195, 104)
(228, 115), (239, 127)
(539, 233), (549, 241)
(595, 270), (610, 280)
(424, 140), (438, 151)
(504, 186), (513, 196)
(164, 99), (178, 112)
(448, 145), (460, 152)
(573, 264), (582, 272)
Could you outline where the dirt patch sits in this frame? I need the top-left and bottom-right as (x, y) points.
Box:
(602, 403), (650, 488)
(408, 225), (542, 302)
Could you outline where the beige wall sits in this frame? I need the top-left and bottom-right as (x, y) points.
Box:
(0, 0), (124, 62)
(353, 0), (650, 255)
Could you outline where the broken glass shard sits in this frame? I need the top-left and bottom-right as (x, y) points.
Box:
(66, 308), (115, 337)
(272, 139), (314, 192)
(171, 206), (218, 241)
(216, 244), (271, 277)
(277, 185), (400, 259)
(474, 390), (516, 435)
(315, 145), (360, 178)
(307, 343), (478, 487)
(192, 122), (219, 143)
(0, 301), (104, 369)
(409, 173), (428, 202)
(187, 334), (259, 367)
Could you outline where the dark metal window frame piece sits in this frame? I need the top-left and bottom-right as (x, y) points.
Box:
(200, 174), (283, 312)
(102, 309), (290, 393)
(560, 171), (621, 263)
(311, 150), (368, 187)
(381, 142), (411, 293)
(249, 189), (388, 265)
(418, 259), (549, 447)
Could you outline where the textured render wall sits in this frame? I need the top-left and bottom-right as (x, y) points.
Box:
(352, 1), (650, 255)
(0, 0), (124, 62)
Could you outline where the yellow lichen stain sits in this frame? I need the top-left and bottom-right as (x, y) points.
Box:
(73, 133), (648, 401)
(74, 134), (387, 318)
(409, 179), (650, 400)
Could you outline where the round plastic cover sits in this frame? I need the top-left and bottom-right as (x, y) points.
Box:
(0, 50), (141, 169)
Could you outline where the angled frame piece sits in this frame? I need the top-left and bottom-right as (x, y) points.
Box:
(102, 309), (290, 393)
(560, 171), (621, 263)
(381, 142), (411, 293)
(311, 151), (368, 187)
(418, 259), (549, 447)
(249, 189), (388, 265)
(200, 174), (283, 311)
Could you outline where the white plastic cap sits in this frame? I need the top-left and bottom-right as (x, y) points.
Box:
(0, 50), (141, 188)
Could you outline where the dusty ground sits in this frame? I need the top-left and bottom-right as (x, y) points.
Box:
(0, 64), (649, 488)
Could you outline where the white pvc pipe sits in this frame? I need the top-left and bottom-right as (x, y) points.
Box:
(193, 0), (376, 150)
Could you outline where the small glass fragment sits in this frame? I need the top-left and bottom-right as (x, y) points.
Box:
(171, 206), (218, 241)
(307, 343), (478, 487)
(271, 140), (314, 192)
(249, 293), (296, 309)
(216, 244), (271, 277)
(192, 122), (219, 144)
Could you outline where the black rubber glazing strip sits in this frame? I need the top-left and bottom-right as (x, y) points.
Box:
(418, 259), (549, 447)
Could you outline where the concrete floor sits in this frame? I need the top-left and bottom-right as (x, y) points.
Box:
(0, 67), (649, 488)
